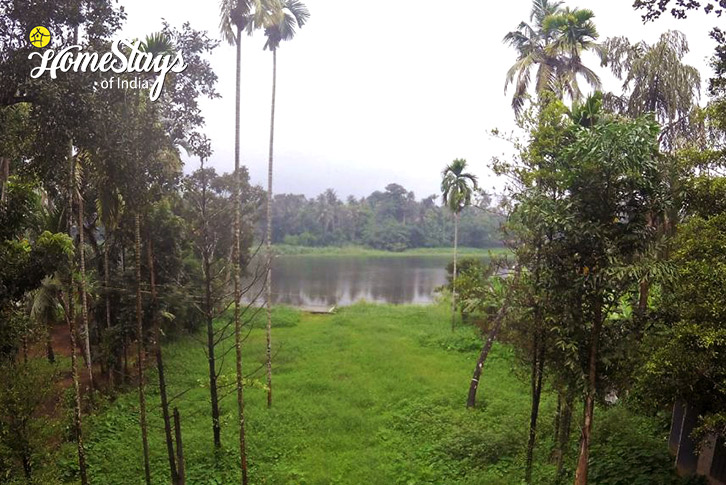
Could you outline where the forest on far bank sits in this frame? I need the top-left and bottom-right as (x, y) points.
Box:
(262, 184), (505, 251)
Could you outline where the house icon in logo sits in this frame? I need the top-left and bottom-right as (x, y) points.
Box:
(29, 26), (51, 48)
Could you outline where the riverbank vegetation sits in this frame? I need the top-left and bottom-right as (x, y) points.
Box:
(266, 184), (504, 251)
(270, 244), (509, 258)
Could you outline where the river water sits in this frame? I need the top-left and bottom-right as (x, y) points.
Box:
(243, 255), (458, 306)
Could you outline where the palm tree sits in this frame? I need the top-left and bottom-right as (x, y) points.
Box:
(504, 0), (602, 114)
(261, 0), (309, 409)
(441, 159), (477, 330)
(543, 8), (603, 101)
(30, 276), (63, 364)
(602, 30), (701, 150)
(219, 1), (279, 482)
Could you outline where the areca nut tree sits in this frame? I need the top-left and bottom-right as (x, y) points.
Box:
(261, 0), (309, 409)
(441, 158), (478, 330)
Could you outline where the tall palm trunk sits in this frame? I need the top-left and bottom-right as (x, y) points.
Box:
(233, 25), (249, 485)
(574, 297), (603, 485)
(148, 239), (179, 485)
(135, 214), (151, 485)
(77, 188), (93, 390)
(67, 140), (88, 485)
(264, 48), (277, 409)
(451, 212), (459, 331)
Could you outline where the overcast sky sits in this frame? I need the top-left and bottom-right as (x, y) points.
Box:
(115, 0), (718, 200)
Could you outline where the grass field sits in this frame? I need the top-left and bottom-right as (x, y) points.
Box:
(51, 304), (683, 485)
(270, 245), (510, 258)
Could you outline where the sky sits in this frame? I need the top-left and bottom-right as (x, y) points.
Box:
(114, 0), (718, 200)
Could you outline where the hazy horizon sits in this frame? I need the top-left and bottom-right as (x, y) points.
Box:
(115, 0), (717, 200)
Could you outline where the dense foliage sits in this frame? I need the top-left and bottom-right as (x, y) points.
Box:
(266, 184), (504, 251)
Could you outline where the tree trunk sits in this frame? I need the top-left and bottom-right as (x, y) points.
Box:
(201, 162), (221, 448)
(148, 239), (179, 484)
(174, 407), (185, 485)
(233, 25), (249, 485)
(525, 328), (546, 483)
(264, 48), (278, 409)
(135, 214), (151, 485)
(637, 279), (649, 315)
(77, 187), (94, 391)
(67, 137), (89, 485)
(45, 318), (55, 363)
(574, 298), (603, 485)
(451, 211), (459, 331)
(21, 445), (31, 480)
(0, 156), (8, 204)
(467, 299), (509, 408)
(103, 238), (115, 388)
(556, 389), (574, 476)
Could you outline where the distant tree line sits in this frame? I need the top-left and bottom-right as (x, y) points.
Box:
(263, 183), (505, 251)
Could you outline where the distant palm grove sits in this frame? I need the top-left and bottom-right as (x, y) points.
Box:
(265, 184), (504, 250)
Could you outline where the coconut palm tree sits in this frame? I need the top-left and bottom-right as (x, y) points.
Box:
(441, 159), (478, 330)
(219, 1), (279, 482)
(261, 0), (309, 409)
(504, 0), (602, 114)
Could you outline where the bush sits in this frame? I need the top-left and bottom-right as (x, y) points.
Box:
(589, 405), (689, 485)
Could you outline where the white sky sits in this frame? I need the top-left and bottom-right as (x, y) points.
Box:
(115, 0), (719, 200)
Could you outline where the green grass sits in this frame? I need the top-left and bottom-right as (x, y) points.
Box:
(271, 244), (510, 258)
(50, 304), (685, 485)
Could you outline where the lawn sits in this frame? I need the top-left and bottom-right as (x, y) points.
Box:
(53, 304), (682, 485)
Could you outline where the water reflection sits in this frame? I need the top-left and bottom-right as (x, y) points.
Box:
(243, 256), (456, 306)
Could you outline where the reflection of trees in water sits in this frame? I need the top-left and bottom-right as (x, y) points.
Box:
(242, 256), (453, 306)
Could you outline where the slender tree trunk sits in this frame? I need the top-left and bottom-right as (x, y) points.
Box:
(637, 279), (649, 315)
(123, 331), (129, 385)
(0, 156), (8, 204)
(205, 257), (221, 446)
(556, 389), (574, 476)
(233, 26), (249, 485)
(104, 239), (115, 388)
(78, 188), (94, 390)
(201, 162), (221, 448)
(451, 211), (459, 331)
(46, 318), (55, 363)
(467, 300), (508, 407)
(21, 443), (31, 480)
(264, 48), (277, 409)
(67, 137), (89, 485)
(174, 407), (185, 485)
(525, 328), (546, 483)
(574, 298), (603, 485)
(148, 239), (179, 484)
(553, 392), (562, 453)
(135, 214), (151, 485)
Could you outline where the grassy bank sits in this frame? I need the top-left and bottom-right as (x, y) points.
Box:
(49, 304), (683, 485)
(271, 244), (510, 258)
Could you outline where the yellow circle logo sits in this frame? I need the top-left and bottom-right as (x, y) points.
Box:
(29, 26), (51, 48)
